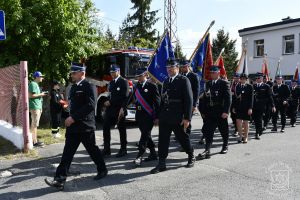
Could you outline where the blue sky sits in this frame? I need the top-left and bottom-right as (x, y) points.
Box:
(93, 0), (300, 57)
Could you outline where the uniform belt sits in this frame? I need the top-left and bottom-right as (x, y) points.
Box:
(169, 99), (182, 103)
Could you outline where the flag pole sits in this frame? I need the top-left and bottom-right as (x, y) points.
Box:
(214, 48), (225, 65)
(235, 49), (246, 72)
(189, 20), (215, 61)
(274, 59), (281, 80)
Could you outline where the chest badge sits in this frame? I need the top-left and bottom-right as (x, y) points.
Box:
(117, 87), (120, 91)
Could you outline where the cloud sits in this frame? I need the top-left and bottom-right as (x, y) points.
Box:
(95, 10), (105, 18)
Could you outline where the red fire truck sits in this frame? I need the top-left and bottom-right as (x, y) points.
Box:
(85, 47), (154, 122)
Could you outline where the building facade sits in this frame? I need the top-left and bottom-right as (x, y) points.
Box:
(239, 17), (300, 79)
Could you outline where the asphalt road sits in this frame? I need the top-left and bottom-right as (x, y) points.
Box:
(0, 115), (300, 200)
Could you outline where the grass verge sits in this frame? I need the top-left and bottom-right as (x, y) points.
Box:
(0, 128), (65, 160)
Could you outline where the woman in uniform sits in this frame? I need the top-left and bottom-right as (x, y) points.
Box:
(234, 73), (253, 143)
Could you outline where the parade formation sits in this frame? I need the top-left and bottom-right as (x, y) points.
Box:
(42, 57), (300, 190)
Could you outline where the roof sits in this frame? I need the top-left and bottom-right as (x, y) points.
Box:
(238, 17), (300, 33)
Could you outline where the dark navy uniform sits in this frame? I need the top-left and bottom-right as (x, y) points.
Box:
(252, 74), (274, 139)
(50, 64), (107, 187)
(200, 77), (231, 156)
(230, 74), (240, 134)
(158, 75), (194, 156)
(182, 71), (200, 135)
(103, 73), (129, 155)
(271, 82), (290, 131)
(150, 58), (195, 174)
(235, 83), (253, 121)
(287, 82), (300, 126)
(263, 80), (274, 129)
(50, 86), (63, 134)
(134, 73), (160, 165)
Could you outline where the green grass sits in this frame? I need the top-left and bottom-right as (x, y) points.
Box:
(0, 128), (65, 160)
(0, 135), (38, 160)
(37, 128), (65, 145)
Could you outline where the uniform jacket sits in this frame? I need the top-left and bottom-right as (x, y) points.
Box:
(134, 80), (161, 120)
(50, 89), (63, 113)
(253, 83), (274, 108)
(159, 74), (193, 123)
(183, 72), (200, 107)
(68, 79), (97, 133)
(204, 79), (231, 115)
(272, 84), (291, 104)
(235, 83), (254, 110)
(288, 86), (300, 106)
(108, 76), (129, 112)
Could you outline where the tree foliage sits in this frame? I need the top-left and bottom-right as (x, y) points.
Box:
(212, 28), (238, 79)
(119, 0), (159, 48)
(0, 0), (104, 81)
(174, 42), (186, 60)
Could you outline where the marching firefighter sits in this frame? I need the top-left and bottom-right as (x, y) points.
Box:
(252, 72), (275, 139)
(150, 58), (195, 174)
(197, 66), (231, 160)
(133, 68), (160, 167)
(271, 75), (290, 133)
(287, 79), (300, 127)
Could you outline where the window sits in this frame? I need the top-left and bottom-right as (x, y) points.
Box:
(254, 39), (264, 57)
(283, 35), (294, 54)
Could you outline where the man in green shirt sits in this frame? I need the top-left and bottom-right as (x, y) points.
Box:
(28, 71), (47, 147)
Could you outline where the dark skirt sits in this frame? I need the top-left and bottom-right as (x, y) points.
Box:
(236, 107), (251, 121)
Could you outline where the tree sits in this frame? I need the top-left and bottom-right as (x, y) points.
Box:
(212, 28), (238, 79)
(0, 0), (104, 81)
(174, 42), (186, 60)
(120, 0), (159, 47)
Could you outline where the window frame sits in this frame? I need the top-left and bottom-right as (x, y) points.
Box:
(282, 34), (295, 55)
(254, 39), (264, 58)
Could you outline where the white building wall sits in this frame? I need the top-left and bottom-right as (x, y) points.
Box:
(240, 23), (300, 78)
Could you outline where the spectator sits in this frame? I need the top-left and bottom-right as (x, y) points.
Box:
(50, 80), (64, 138)
(28, 71), (47, 147)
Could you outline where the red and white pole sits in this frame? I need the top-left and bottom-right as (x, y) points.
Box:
(20, 61), (32, 152)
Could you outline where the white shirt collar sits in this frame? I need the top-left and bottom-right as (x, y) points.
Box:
(170, 73), (179, 82)
(76, 78), (85, 86)
(139, 80), (147, 88)
(114, 75), (121, 82)
(213, 78), (219, 84)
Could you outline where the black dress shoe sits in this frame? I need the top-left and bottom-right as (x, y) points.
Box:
(198, 139), (205, 145)
(186, 155), (196, 168)
(280, 129), (285, 133)
(220, 146), (228, 154)
(255, 134), (260, 140)
(94, 169), (108, 180)
(291, 124), (296, 127)
(196, 150), (211, 160)
(150, 164), (167, 174)
(116, 149), (127, 158)
(134, 157), (142, 167)
(102, 149), (111, 157)
(144, 154), (158, 162)
(44, 178), (65, 190)
(271, 127), (277, 132)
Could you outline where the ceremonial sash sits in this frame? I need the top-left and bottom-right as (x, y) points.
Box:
(135, 87), (155, 118)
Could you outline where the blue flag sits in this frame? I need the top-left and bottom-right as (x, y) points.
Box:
(190, 34), (210, 93)
(148, 33), (175, 83)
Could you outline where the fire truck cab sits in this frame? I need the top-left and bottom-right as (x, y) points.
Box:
(86, 47), (154, 122)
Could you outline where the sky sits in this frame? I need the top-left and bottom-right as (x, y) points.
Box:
(93, 0), (300, 58)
